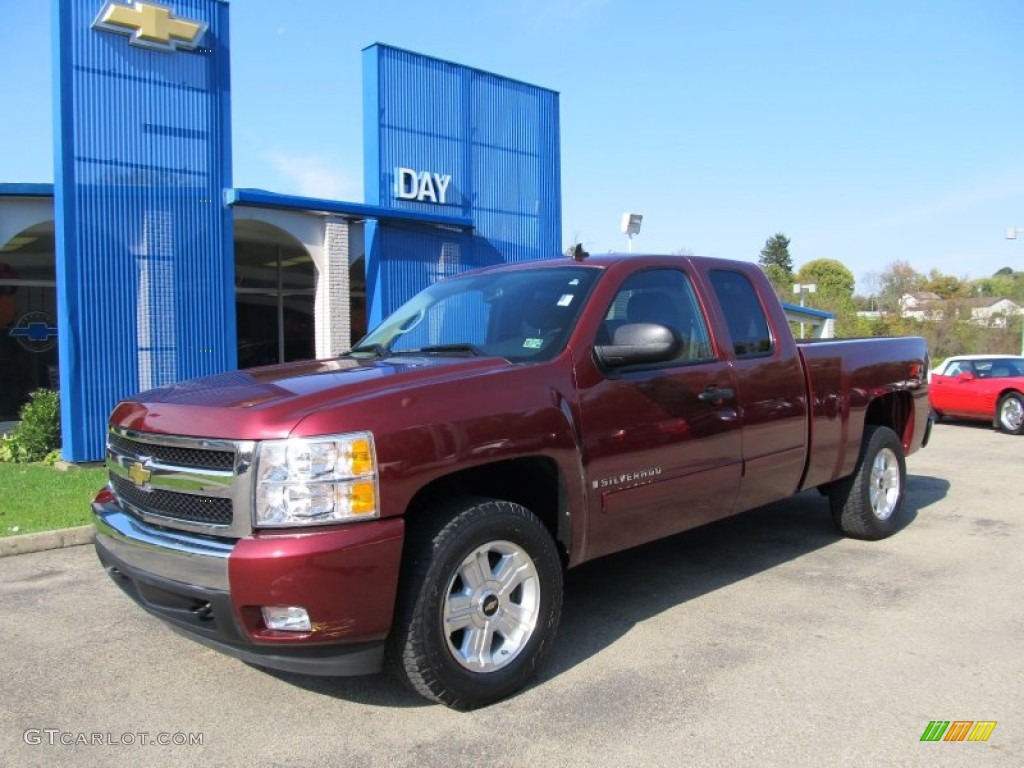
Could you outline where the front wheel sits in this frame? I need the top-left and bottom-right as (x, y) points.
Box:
(387, 498), (563, 710)
(829, 425), (907, 540)
(996, 393), (1024, 435)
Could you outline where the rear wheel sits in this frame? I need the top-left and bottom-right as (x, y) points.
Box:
(996, 393), (1024, 435)
(387, 498), (563, 710)
(830, 425), (907, 540)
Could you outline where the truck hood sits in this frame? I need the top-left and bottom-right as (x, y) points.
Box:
(110, 355), (511, 439)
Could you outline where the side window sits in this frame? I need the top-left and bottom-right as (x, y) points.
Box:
(708, 270), (773, 358)
(600, 269), (713, 363)
(944, 361), (966, 376)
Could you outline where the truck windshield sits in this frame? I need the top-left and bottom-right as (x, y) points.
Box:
(351, 266), (600, 363)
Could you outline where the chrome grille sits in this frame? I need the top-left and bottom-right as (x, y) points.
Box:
(110, 474), (233, 525)
(106, 427), (254, 537)
(108, 432), (235, 470)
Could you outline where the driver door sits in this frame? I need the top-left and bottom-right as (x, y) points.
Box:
(577, 267), (743, 560)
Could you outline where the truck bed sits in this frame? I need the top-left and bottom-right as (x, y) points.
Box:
(797, 336), (929, 491)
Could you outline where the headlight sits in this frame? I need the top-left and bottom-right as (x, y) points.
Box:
(254, 432), (379, 527)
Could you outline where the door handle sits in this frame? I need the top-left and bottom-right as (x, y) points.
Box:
(698, 387), (734, 402)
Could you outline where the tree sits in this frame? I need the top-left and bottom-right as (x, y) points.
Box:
(762, 263), (793, 299)
(974, 272), (1024, 304)
(923, 269), (966, 300)
(876, 260), (924, 313)
(758, 233), (794, 299)
(791, 258), (859, 337)
(759, 233), (793, 275)
(795, 259), (855, 300)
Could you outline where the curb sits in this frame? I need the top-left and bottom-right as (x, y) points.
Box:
(0, 526), (95, 558)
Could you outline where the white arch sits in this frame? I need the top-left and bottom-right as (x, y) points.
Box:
(0, 198), (54, 247)
(231, 205), (325, 270)
(231, 206), (353, 358)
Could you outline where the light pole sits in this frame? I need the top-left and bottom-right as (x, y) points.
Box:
(1005, 226), (1024, 354)
(621, 213), (643, 253)
(793, 283), (817, 338)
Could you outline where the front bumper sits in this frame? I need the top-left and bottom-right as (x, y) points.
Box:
(93, 496), (404, 676)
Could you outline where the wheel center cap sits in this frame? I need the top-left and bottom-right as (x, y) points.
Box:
(481, 593), (500, 617)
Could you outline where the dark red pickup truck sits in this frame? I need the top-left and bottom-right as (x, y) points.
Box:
(93, 253), (931, 709)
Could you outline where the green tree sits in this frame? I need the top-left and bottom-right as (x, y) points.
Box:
(762, 263), (793, 299)
(974, 272), (1024, 303)
(795, 259), (855, 300)
(923, 269), (966, 299)
(759, 233), (793, 275)
(790, 258), (862, 338)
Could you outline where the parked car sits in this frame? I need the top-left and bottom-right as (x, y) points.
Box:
(930, 354), (1019, 378)
(929, 355), (1024, 434)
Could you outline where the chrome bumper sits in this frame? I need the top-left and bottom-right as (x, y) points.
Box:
(93, 498), (234, 591)
(92, 497), (387, 677)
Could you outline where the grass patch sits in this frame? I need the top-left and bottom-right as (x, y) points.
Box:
(0, 463), (107, 537)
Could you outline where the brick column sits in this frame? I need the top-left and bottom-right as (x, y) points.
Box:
(315, 216), (352, 357)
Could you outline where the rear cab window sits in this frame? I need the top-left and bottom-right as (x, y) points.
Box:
(708, 270), (773, 358)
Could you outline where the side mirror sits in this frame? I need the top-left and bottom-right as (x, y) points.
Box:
(957, 371), (975, 382)
(594, 323), (681, 368)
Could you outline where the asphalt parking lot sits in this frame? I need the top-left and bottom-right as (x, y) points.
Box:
(1, 420), (1021, 767)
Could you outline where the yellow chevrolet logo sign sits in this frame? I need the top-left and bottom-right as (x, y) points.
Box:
(93, 1), (207, 53)
(127, 461), (152, 488)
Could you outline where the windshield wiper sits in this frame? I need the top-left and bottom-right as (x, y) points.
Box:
(344, 343), (388, 359)
(401, 344), (486, 357)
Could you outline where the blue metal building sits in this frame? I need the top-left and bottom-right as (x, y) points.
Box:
(0, 1), (562, 462)
(363, 44), (561, 327)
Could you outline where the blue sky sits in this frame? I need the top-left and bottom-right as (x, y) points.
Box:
(2, 0), (1022, 293)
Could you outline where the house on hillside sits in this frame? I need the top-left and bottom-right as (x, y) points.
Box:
(899, 292), (941, 312)
(898, 293), (1022, 327)
(957, 297), (1023, 328)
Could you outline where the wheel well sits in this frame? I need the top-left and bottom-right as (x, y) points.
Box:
(405, 457), (568, 562)
(997, 388), (1024, 402)
(864, 391), (914, 449)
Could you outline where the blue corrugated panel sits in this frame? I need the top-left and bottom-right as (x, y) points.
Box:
(53, 0), (233, 462)
(363, 44), (561, 326)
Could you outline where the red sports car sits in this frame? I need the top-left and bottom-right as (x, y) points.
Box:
(930, 355), (1024, 434)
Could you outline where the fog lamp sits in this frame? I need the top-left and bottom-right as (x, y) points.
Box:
(261, 606), (312, 632)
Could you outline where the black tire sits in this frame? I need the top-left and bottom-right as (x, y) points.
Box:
(387, 498), (563, 710)
(829, 425), (907, 540)
(996, 392), (1024, 435)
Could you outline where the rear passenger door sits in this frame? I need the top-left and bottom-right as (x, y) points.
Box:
(577, 267), (743, 560)
(704, 268), (809, 513)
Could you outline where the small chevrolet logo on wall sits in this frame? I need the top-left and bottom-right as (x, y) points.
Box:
(92, 1), (207, 53)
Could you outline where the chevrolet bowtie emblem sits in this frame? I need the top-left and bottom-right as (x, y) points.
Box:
(127, 461), (152, 488)
(92, 1), (207, 53)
